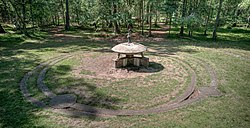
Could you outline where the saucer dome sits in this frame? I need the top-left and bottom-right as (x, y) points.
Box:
(111, 43), (147, 54)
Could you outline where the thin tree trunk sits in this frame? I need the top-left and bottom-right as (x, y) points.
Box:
(39, 17), (42, 26)
(146, 3), (149, 24)
(22, 0), (26, 29)
(60, 0), (65, 25)
(169, 13), (171, 36)
(248, 16), (250, 27)
(138, 2), (141, 28)
(204, 15), (209, 35)
(154, 11), (158, 26)
(20, 0), (29, 36)
(212, 0), (223, 40)
(165, 16), (168, 25)
(180, 0), (187, 36)
(204, 14), (210, 35)
(65, 0), (70, 31)
(57, 14), (60, 25)
(232, 5), (238, 24)
(52, 16), (55, 25)
(113, 2), (120, 34)
(29, 0), (34, 27)
(148, 2), (152, 37)
(204, 1), (212, 35)
(188, 0), (193, 37)
(141, 0), (144, 35)
(7, 0), (22, 26)
(76, 10), (79, 25)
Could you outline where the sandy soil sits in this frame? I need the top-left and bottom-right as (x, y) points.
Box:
(72, 53), (164, 80)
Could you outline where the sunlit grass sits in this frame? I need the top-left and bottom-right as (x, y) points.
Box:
(0, 25), (249, 127)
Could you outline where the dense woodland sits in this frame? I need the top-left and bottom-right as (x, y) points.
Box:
(0, 0), (249, 40)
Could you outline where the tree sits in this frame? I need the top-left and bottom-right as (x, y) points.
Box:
(161, 0), (178, 36)
(153, 1), (160, 27)
(112, 1), (120, 34)
(65, 0), (70, 31)
(140, 0), (144, 35)
(180, 0), (187, 36)
(29, 0), (34, 27)
(0, 0), (249, 39)
(60, 0), (65, 25)
(203, 0), (213, 36)
(148, 1), (152, 36)
(21, 0), (27, 35)
(213, 0), (223, 40)
(7, 0), (28, 35)
(184, 13), (201, 37)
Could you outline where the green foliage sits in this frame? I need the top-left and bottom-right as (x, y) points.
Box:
(0, 0), (249, 37)
(183, 13), (202, 30)
(161, 0), (178, 14)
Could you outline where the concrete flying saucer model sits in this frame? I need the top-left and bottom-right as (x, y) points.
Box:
(111, 30), (149, 68)
(111, 42), (147, 54)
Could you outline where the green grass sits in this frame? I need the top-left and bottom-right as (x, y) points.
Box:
(0, 25), (250, 127)
(43, 54), (190, 110)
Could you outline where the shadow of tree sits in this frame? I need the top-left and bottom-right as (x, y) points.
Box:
(0, 25), (249, 125)
(46, 64), (121, 111)
(0, 50), (46, 127)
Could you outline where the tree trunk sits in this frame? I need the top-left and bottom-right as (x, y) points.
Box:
(248, 16), (250, 27)
(154, 11), (158, 26)
(113, 3), (120, 34)
(57, 14), (60, 25)
(204, 1), (212, 36)
(180, 0), (187, 36)
(212, 0), (223, 40)
(188, 0), (193, 37)
(141, 0), (144, 35)
(204, 14), (210, 36)
(148, 3), (152, 37)
(21, 0), (29, 36)
(165, 16), (168, 25)
(65, 0), (70, 31)
(22, 0), (26, 29)
(8, 0), (24, 32)
(60, 0), (65, 25)
(146, 3), (149, 24)
(29, 0), (34, 27)
(52, 16), (55, 25)
(169, 13), (171, 36)
(76, 9), (79, 25)
(138, 2), (141, 28)
(0, 23), (6, 33)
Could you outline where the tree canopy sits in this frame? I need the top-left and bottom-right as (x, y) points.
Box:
(0, 0), (249, 39)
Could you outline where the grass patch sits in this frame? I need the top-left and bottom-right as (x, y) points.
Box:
(44, 55), (191, 110)
(0, 25), (249, 127)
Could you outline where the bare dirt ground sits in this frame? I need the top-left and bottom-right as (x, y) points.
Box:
(72, 53), (164, 80)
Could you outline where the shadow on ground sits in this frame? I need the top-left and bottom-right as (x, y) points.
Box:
(46, 64), (121, 111)
(0, 50), (47, 127)
(0, 25), (249, 125)
(117, 62), (165, 73)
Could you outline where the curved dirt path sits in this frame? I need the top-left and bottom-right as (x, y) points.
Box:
(20, 52), (221, 117)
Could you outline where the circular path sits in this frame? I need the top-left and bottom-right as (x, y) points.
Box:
(20, 52), (221, 117)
